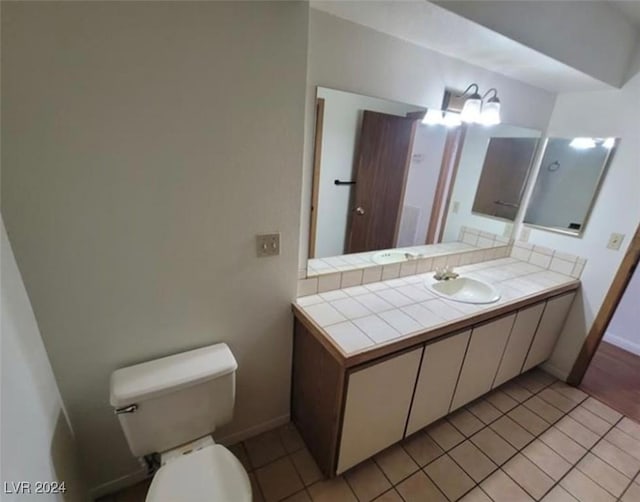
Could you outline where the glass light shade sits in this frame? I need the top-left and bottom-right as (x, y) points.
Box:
(569, 137), (596, 149)
(442, 111), (462, 128)
(602, 137), (615, 149)
(422, 109), (444, 125)
(460, 97), (482, 123)
(479, 99), (501, 126)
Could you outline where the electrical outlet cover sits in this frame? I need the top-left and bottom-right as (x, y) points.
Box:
(607, 232), (624, 250)
(519, 227), (531, 242)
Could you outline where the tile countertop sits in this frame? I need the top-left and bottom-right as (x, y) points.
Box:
(293, 257), (580, 365)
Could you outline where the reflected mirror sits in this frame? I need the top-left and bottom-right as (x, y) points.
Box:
(523, 137), (618, 235)
(308, 87), (541, 277)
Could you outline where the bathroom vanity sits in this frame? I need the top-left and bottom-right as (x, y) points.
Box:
(290, 259), (579, 477)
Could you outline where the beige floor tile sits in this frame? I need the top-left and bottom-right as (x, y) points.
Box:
(424, 454), (475, 501)
(307, 477), (357, 502)
(591, 438), (640, 479)
(549, 382), (588, 404)
(541, 485), (580, 502)
(621, 482), (640, 502)
(618, 417), (640, 441)
(577, 452), (630, 498)
(470, 427), (517, 466)
(508, 405), (550, 435)
(250, 472), (265, 502)
(486, 389), (519, 413)
(278, 423), (305, 453)
(395, 471), (447, 502)
(568, 405), (611, 435)
(582, 397), (623, 424)
(449, 440), (497, 482)
(373, 489), (403, 501)
(560, 468), (616, 502)
(245, 429), (287, 468)
(448, 408), (484, 437)
(538, 388), (577, 413)
(555, 415), (600, 448)
(344, 459), (391, 502)
(503, 453), (554, 499)
(480, 469), (533, 502)
(499, 381), (533, 403)
(521, 439), (572, 481)
(605, 427), (640, 461)
(255, 456), (304, 502)
(401, 431), (443, 467)
(490, 415), (534, 449)
(467, 398), (502, 424)
(515, 369), (555, 394)
(291, 448), (323, 486)
(539, 427), (587, 463)
(374, 444), (419, 484)
(523, 395), (564, 423)
(459, 487), (493, 502)
(229, 442), (253, 472)
(283, 490), (311, 501)
(426, 419), (465, 451)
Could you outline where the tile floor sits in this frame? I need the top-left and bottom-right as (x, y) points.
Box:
(103, 368), (640, 502)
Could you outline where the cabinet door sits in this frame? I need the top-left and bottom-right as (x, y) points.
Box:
(337, 347), (422, 474)
(493, 303), (545, 388)
(450, 314), (516, 411)
(406, 330), (471, 436)
(523, 292), (576, 372)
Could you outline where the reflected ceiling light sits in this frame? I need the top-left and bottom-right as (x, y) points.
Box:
(569, 137), (597, 149)
(479, 88), (501, 125)
(459, 84), (482, 123)
(422, 109), (444, 125)
(602, 137), (615, 149)
(442, 111), (462, 128)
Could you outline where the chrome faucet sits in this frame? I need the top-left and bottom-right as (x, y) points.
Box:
(434, 266), (459, 281)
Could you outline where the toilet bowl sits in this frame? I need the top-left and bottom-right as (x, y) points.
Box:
(110, 343), (251, 501)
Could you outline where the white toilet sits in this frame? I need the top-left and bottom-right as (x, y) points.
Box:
(110, 343), (252, 501)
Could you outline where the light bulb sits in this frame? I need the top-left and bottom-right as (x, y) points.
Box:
(442, 112), (462, 128)
(460, 97), (482, 123)
(422, 109), (444, 125)
(479, 98), (501, 126)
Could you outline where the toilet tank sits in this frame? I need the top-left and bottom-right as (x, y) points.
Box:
(110, 343), (237, 458)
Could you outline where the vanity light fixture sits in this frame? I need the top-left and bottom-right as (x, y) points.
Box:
(457, 84), (502, 125)
(569, 137), (597, 149)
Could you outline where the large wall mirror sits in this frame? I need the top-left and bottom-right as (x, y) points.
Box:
(523, 137), (619, 236)
(307, 86), (541, 277)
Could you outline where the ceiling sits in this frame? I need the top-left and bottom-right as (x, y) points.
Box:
(610, 1), (640, 27)
(311, 0), (639, 93)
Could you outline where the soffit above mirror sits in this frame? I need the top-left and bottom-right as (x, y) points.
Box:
(311, 0), (634, 91)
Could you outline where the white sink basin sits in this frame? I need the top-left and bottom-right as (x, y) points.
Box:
(426, 277), (501, 305)
(372, 250), (419, 265)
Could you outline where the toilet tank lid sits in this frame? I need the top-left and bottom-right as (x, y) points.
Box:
(110, 343), (237, 408)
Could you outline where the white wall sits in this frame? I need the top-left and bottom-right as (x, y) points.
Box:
(434, 1), (638, 88)
(397, 125), (448, 247)
(1, 1), (308, 493)
(300, 8), (557, 270)
(604, 265), (640, 356)
(443, 124), (540, 242)
(314, 88), (423, 258)
(1, 219), (86, 501)
(523, 69), (640, 379)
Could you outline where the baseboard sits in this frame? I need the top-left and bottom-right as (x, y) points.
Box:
(603, 333), (640, 356)
(218, 413), (290, 446)
(90, 469), (149, 500)
(540, 361), (569, 382)
(89, 413), (290, 500)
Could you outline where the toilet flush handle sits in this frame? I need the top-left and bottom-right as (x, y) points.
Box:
(114, 404), (138, 415)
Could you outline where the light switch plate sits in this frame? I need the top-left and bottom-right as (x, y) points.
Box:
(607, 232), (625, 250)
(519, 227), (531, 243)
(256, 233), (280, 257)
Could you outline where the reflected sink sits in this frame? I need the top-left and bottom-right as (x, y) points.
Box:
(426, 277), (501, 304)
(372, 250), (419, 265)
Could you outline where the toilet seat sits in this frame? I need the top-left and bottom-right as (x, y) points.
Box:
(145, 444), (252, 502)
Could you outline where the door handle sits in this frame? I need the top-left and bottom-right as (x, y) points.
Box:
(355, 207), (365, 215)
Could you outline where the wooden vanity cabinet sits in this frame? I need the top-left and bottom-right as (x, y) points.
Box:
(291, 288), (577, 478)
(450, 314), (516, 411)
(522, 292), (576, 371)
